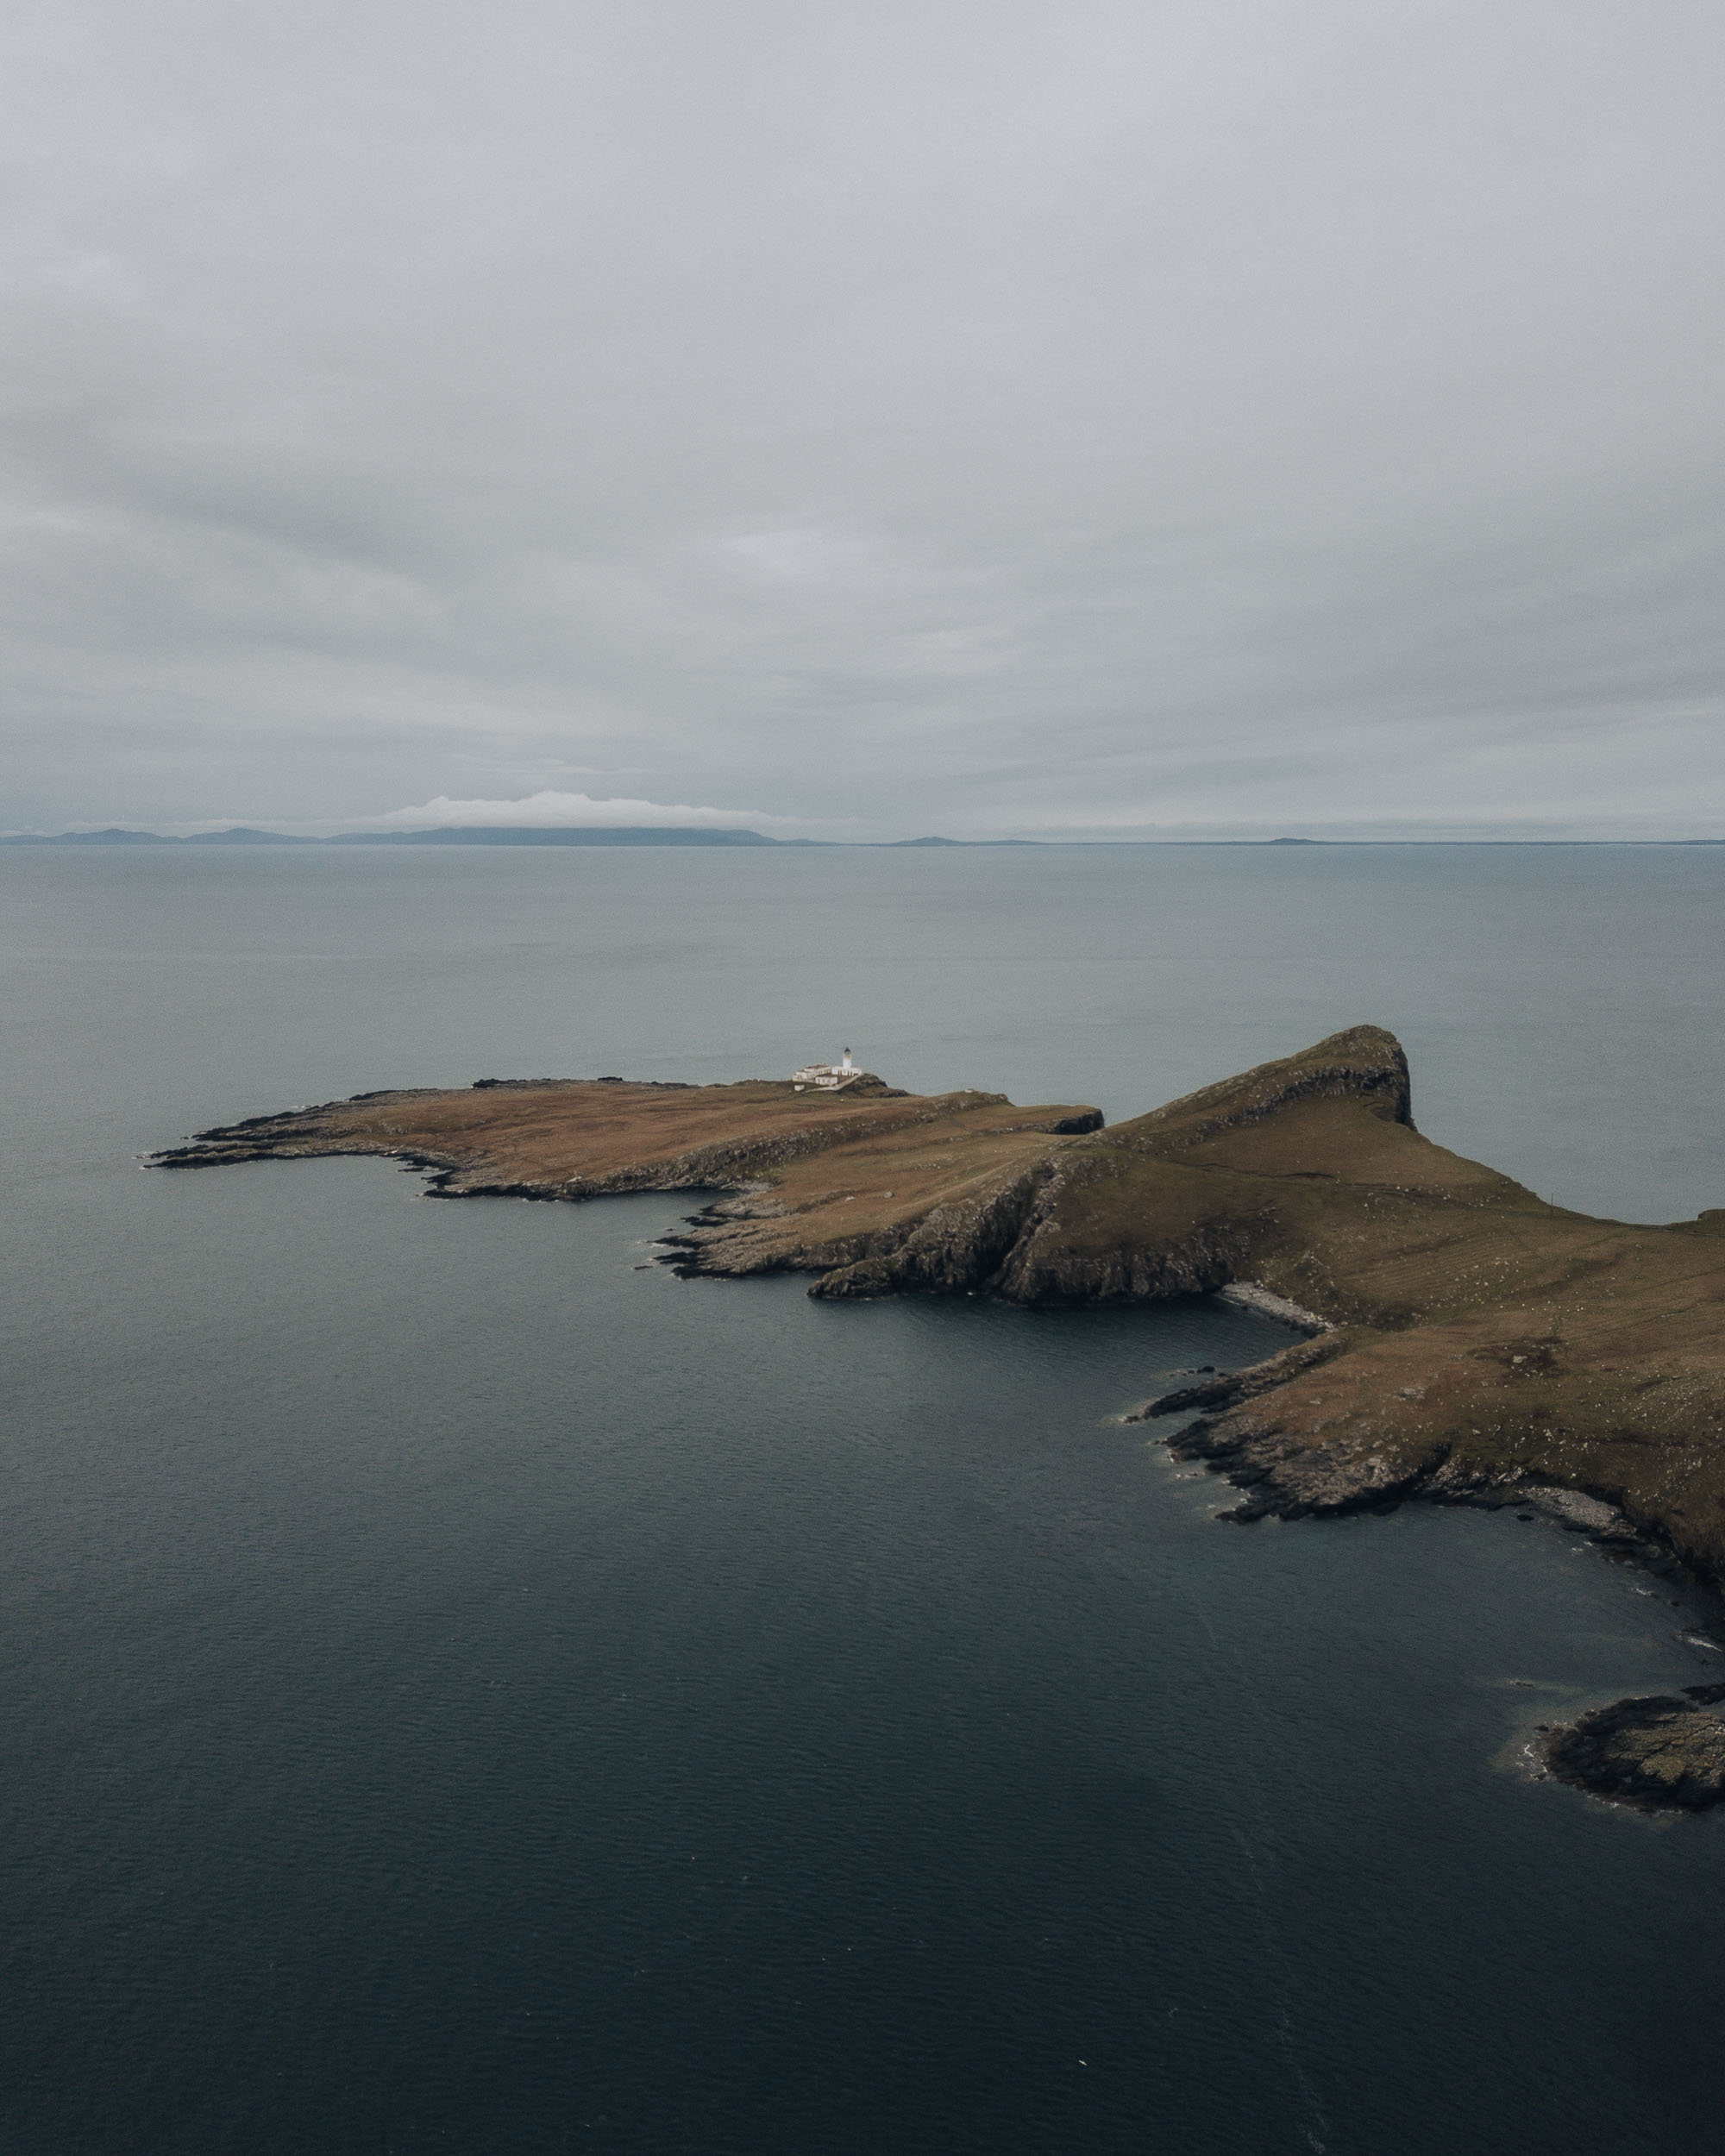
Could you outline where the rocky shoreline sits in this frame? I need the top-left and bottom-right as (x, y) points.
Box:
(1137, 1335), (1725, 1811)
(1148, 1356), (1683, 1558)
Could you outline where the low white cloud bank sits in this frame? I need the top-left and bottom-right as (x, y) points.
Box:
(356, 791), (796, 831)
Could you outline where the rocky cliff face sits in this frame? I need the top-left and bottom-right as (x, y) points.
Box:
(806, 1165), (1054, 1298)
(993, 1154), (1267, 1305)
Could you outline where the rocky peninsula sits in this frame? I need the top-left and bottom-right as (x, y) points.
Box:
(157, 1025), (1725, 1802)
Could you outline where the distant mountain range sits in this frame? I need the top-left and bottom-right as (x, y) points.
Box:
(2, 824), (788, 847)
(0, 825), (1038, 848)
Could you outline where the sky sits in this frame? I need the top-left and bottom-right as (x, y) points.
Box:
(4, 0), (1722, 840)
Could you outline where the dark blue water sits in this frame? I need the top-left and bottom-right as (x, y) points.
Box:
(4, 845), (1724, 2152)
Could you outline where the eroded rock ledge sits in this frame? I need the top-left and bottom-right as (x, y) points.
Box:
(1534, 1687), (1725, 1812)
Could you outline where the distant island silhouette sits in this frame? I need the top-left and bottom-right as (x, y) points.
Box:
(1, 825), (1042, 848)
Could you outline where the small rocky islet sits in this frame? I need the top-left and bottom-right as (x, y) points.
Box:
(155, 1025), (1725, 1811)
(1534, 1686), (1725, 1812)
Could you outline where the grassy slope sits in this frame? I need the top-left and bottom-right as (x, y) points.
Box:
(1047, 1029), (1725, 1577)
(155, 1076), (1105, 1281)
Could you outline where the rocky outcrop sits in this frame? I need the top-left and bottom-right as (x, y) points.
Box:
(1166, 1403), (1453, 1522)
(1132, 1332), (1349, 1420)
(1534, 1687), (1725, 1812)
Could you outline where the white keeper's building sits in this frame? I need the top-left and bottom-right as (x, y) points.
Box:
(792, 1048), (860, 1090)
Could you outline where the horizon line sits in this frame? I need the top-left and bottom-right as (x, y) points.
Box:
(8, 823), (1725, 849)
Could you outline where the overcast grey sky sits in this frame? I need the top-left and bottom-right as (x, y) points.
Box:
(5, 0), (1722, 837)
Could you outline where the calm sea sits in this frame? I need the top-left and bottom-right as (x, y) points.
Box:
(3, 843), (1724, 2153)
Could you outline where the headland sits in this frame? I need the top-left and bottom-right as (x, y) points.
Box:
(155, 1025), (1725, 1802)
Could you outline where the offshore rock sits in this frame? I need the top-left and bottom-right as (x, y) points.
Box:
(1535, 1687), (1725, 1812)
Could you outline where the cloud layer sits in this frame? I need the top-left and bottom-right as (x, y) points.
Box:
(3, 1), (1723, 836)
(358, 791), (795, 831)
